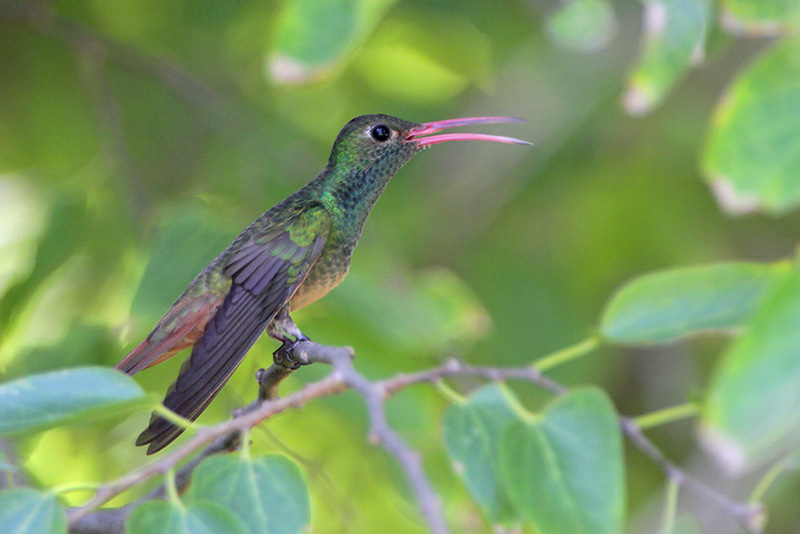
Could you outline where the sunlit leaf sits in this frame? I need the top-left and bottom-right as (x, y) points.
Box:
(498, 388), (625, 534)
(0, 488), (66, 534)
(624, 0), (710, 114)
(0, 193), (86, 341)
(4, 324), (116, 380)
(126, 500), (248, 534)
(547, 0), (618, 53)
(600, 262), (787, 344)
(721, 0), (800, 35)
(0, 367), (145, 436)
(187, 454), (310, 534)
(702, 266), (800, 474)
(442, 384), (520, 522)
(703, 38), (800, 215)
(353, 16), (491, 103)
(268, 0), (397, 84)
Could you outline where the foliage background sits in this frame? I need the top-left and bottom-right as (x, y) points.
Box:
(0, 0), (799, 532)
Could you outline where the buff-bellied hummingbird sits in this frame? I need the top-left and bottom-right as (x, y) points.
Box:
(116, 114), (529, 454)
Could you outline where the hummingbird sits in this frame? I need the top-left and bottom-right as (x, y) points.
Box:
(116, 114), (529, 454)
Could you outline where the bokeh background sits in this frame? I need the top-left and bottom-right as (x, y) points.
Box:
(1, 0), (798, 532)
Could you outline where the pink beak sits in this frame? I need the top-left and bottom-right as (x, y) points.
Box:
(406, 116), (530, 146)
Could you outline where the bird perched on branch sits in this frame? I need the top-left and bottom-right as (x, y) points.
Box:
(116, 114), (529, 454)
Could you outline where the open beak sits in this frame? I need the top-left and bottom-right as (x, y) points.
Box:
(406, 116), (531, 146)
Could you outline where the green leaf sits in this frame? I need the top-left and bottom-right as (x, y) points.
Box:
(0, 488), (67, 534)
(702, 266), (800, 473)
(131, 206), (238, 322)
(126, 500), (248, 534)
(442, 384), (520, 523)
(187, 455), (310, 534)
(703, 38), (800, 215)
(624, 0), (710, 114)
(0, 367), (145, 436)
(498, 388), (625, 534)
(546, 0), (618, 53)
(721, 0), (800, 35)
(0, 193), (86, 341)
(268, 0), (397, 84)
(600, 262), (787, 344)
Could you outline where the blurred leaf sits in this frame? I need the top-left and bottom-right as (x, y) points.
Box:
(721, 0), (800, 35)
(187, 454), (310, 534)
(600, 262), (787, 344)
(546, 0), (618, 53)
(701, 266), (800, 474)
(703, 38), (800, 215)
(624, 0), (710, 114)
(498, 388), (625, 534)
(327, 267), (491, 354)
(0, 367), (145, 436)
(442, 384), (520, 523)
(657, 515), (703, 534)
(4, 324), (116, 380)
(126, 500), (248, 534)
(354, 16), (491, 103)
(0, 193), (86, 341)
(268, 0), (397, 84)
(0, 488), (66, 534)
(131, 206), (238, 322)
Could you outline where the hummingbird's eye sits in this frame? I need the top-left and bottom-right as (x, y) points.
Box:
(370, 124), (391, 142)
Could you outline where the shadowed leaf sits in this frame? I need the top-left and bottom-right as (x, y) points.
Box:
(126, 500), (248, 534)
(0, 367), (145, 436)
(187, 454), (310, 534)
(498, 388), (625, 534)
(702, 265), (800, 473)
(600, 262), (787, 344)
(0, 489), (66, 534)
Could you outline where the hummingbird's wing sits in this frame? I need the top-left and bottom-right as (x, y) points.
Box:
(134, 208), (329, 454)
(115, 290), (228, 375)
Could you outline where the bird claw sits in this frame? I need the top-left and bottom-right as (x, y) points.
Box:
(272, 336), (309, 370)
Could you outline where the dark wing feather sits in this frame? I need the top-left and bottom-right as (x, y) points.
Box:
(136, 222), (327, 454)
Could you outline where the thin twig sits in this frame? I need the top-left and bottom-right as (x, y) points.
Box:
(77, 43), (151, 221)
(0, 0), (252, 140)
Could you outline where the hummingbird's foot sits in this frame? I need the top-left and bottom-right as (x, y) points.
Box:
(272, 335), (310, 370)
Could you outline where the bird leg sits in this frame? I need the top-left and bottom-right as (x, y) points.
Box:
(267, 307), (310, 370)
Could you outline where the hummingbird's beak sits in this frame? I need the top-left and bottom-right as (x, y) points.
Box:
(406, 116), (531, 147)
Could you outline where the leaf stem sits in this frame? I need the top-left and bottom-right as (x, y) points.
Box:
(53, 482), (102, 496)
(240, 428), (252, 460)
(165, 468), (182, 507)
(434, 380), (467, 405)
(153, 403), (200, 432)
(635, 403), (699, 430)
(533, 336), (600, 372)
(661, 478), (680, 533)
(749, 457), (789, 504)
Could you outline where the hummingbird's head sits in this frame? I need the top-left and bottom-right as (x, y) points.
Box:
(328, 114), (529, 172)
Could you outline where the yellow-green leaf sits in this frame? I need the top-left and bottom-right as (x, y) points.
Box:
(703, 39), (800, 215)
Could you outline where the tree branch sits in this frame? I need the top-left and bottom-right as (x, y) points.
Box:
(68, 341), (762, 534)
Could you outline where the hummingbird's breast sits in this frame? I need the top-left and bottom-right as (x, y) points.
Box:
(289, 227), (356, 311)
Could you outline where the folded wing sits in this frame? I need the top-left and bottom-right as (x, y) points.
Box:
(135, 212), (328, 454)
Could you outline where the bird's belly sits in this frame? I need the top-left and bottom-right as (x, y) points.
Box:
(290, 267), (348, 311)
